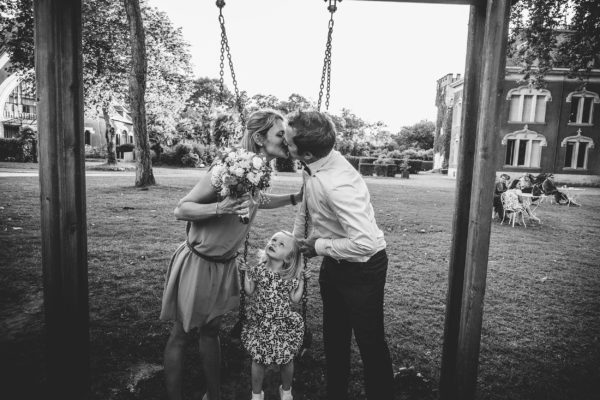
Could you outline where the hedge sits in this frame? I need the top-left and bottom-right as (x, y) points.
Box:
(0, 138), (37, 162)
(359, 163), (375, 176)
(344, 155), (360, 170)
(116, 143), (135, 153)
(374, 164), (397, 177)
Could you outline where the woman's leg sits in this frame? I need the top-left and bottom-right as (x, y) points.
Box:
(164, 321), (188, 400)
(280, 360), (294, 390)
(251, 361), (266, 395)
(198, 316), (223, 400)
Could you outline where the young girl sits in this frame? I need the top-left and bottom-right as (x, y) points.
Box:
(239, 231), (307, 400)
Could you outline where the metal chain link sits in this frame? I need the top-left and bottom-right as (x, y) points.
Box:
(301, 184), (310, 331)
(217, 2), (246, 135)
(317, 1), (340, 111)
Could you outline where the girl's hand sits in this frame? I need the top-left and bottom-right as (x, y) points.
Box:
(217, 194), (251, 216)
(237, 259), (250, 271)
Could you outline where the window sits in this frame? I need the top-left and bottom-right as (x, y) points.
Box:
(561, 130), (594, 169)
(116, 134), (121, 145)
(502, 127), (547, 168)
(507, 86), (552, 123)
(84, 130), (91, 145)
(566, 89), (599, 125)
(3, 124), (20, 138)
(129, 135), (134, 144)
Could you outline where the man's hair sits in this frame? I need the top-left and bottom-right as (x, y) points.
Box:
(286, 110), (336, 159)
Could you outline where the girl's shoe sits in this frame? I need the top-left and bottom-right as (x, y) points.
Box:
(279, 385), (293, 400)
(251, 390), (264, 400)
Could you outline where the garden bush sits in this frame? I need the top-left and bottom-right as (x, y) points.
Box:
(358, 163), (375, 176)
(344, 155), (360, 170)
(181, 152), (200, 167)
(374, 164), (397, 177)
(85, 145), (106, 159)
(359, 157), (377, 165)
(116, 143), (135, 153)
(0, 138), (23, 161)
(421, 160), (434, 171)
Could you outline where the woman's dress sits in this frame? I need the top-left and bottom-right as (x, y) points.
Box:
(160, 204), (258, 332)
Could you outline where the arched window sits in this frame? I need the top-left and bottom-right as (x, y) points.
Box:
(561, 129), (595, 169)
(84, 130), (91, 145)
(506, 86), (552, 124)
(502, 126), (547, 168)
(566, 89), (599, 125)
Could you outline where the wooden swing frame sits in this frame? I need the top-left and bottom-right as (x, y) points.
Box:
(34, 0), (510, 399)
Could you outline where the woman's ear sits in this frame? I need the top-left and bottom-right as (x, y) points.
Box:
(252, 132), (264, 147)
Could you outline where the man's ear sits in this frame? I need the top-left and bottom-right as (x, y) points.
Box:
(302, 151), (315, 163)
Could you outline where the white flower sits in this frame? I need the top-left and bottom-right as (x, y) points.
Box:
(234, 167), (245, 177)
(220, 187), (229, 197)
(228, 151), (236, 160)
(247, 172), (258, 184)
(252, 157), (263, 169)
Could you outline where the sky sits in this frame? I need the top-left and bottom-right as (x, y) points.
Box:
(148, 0), (470, 133)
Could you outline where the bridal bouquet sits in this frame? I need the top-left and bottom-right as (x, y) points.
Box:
(210, 148), (272, 223)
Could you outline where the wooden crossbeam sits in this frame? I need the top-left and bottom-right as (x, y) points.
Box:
(348, 0), (479, 6)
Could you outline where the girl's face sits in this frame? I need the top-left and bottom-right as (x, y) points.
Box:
(265, 232), (295, 262)
(259, 119), (289, 160)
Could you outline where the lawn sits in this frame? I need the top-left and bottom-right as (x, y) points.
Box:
(1, 170), (599, 400)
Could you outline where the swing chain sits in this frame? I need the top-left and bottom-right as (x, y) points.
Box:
(301, 184), (310, 334)
(217, 2), (246, 128)
(318, 0), (341, 111)
(238, 231), (250, 324)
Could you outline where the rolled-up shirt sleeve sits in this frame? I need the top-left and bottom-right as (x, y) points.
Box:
(314, 182), (377, 260)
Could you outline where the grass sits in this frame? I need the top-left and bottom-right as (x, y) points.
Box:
(1, 170), (599, 400)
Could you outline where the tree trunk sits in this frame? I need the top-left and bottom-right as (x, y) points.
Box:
(102, 106), (117, 165)
(124, 0), (155, 187)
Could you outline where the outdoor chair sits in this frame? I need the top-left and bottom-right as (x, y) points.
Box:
(501, 190), (527, 227)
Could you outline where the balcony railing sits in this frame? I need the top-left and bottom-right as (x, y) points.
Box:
(3, 110), (37, 121)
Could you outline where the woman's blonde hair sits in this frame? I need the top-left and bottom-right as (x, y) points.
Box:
(240, 109), (285, 154)
(259, 231), (303, 281)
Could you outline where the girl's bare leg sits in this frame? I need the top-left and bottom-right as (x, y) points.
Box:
(251, 361), (266, 395)
(280, 360), (294, 391)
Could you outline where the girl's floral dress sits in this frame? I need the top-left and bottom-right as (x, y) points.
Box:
(241, 263), (304, 365)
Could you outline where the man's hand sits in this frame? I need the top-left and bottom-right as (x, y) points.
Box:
(298, 238), (317, 258)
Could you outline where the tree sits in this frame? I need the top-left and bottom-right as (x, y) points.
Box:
(393, 120), (435, 151)
(124, 0), (155, 187)
(1, 0), (193, 167)
(508, 0), (600, 86)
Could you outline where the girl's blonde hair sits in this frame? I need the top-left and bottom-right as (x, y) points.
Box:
(240, 109), (285, 154)
(259, 231), (303, 281)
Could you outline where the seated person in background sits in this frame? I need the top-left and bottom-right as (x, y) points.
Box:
(493, 173), (510, 221)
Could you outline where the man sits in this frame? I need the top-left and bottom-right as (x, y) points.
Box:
(493, 173), (510, 221)
(284, 110), (394, 400)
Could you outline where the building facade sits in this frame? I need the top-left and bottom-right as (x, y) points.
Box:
(440, 67), (600, 185)
(0, 51), (134, 150)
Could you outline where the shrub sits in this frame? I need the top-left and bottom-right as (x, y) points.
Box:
(359, 157), (377, 165)
(421, 160), (434, 171)
(150, 150), (158, 163)
(344, 155), (360, 170)
(407, 159), (422, 174)
(160, 148), (179, 165)
(85, 145), (106, 159)
(116, 143), (135, 153)
(274, 157), (296, 172)
(374, 157), (394, 165)
(0, 138), (24, 161)
(181, 152), (200, 167)
(374, 164), (397, 177)
(358, 163), (375, 176)
(174, 143), (193, 159)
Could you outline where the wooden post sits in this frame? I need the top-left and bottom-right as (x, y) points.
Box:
(439, 1), (486, 399)
(34, 1), (89, 398)
(456, 0), (511, 399)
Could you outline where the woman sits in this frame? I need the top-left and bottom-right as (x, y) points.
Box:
(160, 109), (301, 400)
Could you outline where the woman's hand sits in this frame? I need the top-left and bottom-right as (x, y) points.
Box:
(217, 194), (251, 216)
(237, 259), (251, 272)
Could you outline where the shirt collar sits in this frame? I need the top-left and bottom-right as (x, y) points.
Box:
(305, 150), (336, 176)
